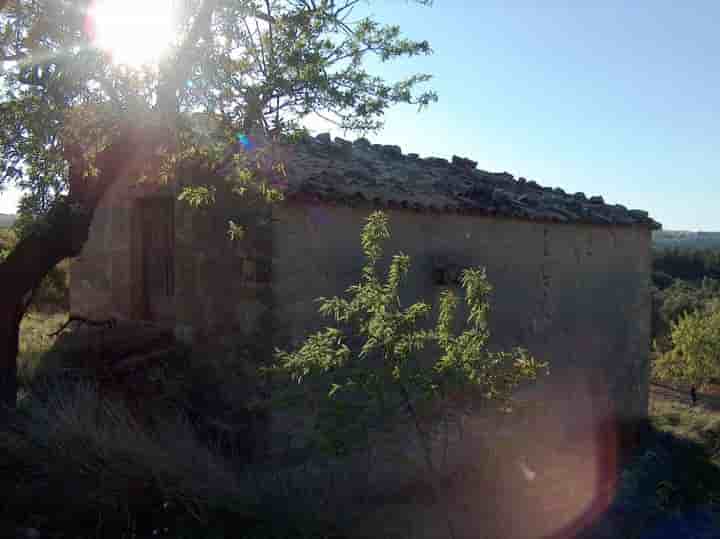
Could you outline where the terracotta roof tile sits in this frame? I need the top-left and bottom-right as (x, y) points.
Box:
(277, 134), (660, 229)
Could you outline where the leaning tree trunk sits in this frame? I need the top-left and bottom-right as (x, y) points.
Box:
(0, 0), (216, 408)
(0, 202), (95, 407)
(0, 300), (23, 406)
(0, 124), (167, 408)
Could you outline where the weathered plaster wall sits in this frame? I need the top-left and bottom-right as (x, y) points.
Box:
(70, 174), (137, 320)
(72, 178), (652, 424)
(172, 188), (274, 349)
(71, 167), (274, 350)
(271, 202), (652, 423)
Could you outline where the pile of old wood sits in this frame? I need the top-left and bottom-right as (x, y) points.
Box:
(46, 317), (181, 408)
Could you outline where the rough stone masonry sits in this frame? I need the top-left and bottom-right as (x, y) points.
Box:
(71, 131), (660, 453)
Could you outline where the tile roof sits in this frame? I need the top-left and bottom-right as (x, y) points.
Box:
(280, 134), (660, 229)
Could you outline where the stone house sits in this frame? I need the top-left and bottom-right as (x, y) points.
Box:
(70, 133), (660, 428)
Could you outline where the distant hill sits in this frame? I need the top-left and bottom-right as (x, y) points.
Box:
(0, 214), (15, 228)
(653, 230), (720, 250)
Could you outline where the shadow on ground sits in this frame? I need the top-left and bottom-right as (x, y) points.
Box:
(577, 402), (720, 538)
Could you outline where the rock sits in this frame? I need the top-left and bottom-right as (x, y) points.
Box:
(282, 136), (658, 227)
(452, 155), (478, 170)
(538, 209), (569, 222)
(353, 137), (371, 148)
(334, 137), (352, 148)
(381, 144), (402, 157)
(517, 193), (540, 207)
(425, 157), (449, 167)
(490, 171), (514, 183)
(492, 188), (512, 203)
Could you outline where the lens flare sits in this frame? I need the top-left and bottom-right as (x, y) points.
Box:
(308, 206), (331, 228)
(235, 133), (255, 151)
(88, 0), (176, 67)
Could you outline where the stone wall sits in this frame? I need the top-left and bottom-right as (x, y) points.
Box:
(73, 187), (653, 425)
(173, 182), (274, 350)
(271, 201), (652, 424)
(71, 169), (274, 353)
(70, 173), (138, 320)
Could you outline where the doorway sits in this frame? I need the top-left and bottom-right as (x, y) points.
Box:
(133, 197), (175, 322)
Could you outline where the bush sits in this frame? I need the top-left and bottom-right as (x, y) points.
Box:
(652, 278), (720, 348)
(5, 310), (344, 537)
(274, 211), (546, 460)
(653, 247), (720, 282)
(17, 316), (271, 463)
(272, 211), (547, 537)
(1, 383), (247, 536)
(654, 305), (720, 386)
(1, 381), (344, 538)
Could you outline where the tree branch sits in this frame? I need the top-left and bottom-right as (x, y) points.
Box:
(156, 0), (219, 117)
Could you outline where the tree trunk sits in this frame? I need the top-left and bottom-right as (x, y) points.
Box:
(0, 0), (218, 407)
(0, 124), (168, 407)
(0, 300), (22, 408)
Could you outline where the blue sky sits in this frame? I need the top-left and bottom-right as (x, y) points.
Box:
(341, 0), (720, 231)
(2, 1), (718, 230)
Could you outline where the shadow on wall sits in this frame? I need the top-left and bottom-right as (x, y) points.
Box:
(314, 367), (638, 539)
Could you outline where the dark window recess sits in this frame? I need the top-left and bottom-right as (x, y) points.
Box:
(140, 198), (175, 298)
(433, 264), (463, 286)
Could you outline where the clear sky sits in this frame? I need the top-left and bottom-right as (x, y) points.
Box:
(2, 1), (718, 230)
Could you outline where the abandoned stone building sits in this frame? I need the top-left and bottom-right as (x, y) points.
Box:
(70, 133), (660, 428)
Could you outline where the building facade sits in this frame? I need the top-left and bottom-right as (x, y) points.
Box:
(71, 133), (659, 425)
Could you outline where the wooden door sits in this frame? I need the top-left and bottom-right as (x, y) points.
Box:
(138, 198), (175, 322)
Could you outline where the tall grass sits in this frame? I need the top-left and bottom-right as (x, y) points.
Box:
(17, 311), (67, 387)
(1, 381), (345, 538)
(1, 383), (244, 535)
(7, 312), (342, 538)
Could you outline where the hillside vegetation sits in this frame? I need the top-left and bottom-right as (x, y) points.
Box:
(654, 230), (720, 250)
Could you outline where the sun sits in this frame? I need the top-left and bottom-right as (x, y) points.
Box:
(88, 0), (177, 68)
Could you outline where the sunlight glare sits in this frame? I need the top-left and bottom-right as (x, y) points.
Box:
(89, 0), (177, 67)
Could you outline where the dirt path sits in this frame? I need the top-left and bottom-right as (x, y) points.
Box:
(651, 381), (720, 411)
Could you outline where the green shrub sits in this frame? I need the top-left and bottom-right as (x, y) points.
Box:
(655, 305), (720, 386)
(1, 381), (342, 538)
(275, 212), (546, 459)
(1, 383), (244, 535)
(272, 211), (547, 536)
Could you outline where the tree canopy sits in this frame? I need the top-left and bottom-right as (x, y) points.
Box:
(1, 0), (437, 220)
(654, 305), (720, 387)
(0, 0), (437, 407)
